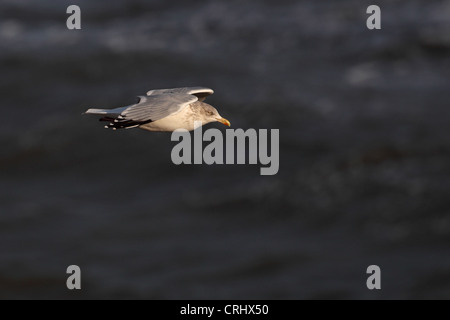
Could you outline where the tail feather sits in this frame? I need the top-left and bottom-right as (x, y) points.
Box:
(84, 107), (150, 130)
(84, 108), (110, 115)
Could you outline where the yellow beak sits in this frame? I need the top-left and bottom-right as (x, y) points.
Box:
(217, 117), (231, 127)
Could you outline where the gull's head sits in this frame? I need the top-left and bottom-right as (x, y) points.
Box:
(201, 104), (231, 127)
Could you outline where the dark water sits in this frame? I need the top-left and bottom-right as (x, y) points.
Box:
(1, 0), (450, 299)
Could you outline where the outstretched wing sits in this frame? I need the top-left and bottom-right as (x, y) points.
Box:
(146, 87), (214, 102)
(122, 93), (197, 122)
(100, 93), (197, 129)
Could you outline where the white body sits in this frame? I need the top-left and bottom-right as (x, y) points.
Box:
(139, 104), (205, 132)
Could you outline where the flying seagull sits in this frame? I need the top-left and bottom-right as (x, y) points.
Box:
(84, 87), (230, 131)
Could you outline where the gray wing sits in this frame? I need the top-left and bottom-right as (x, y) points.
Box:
(146, 87), (214, 102)
(121, 93), (198, 122)
(99, 93), (197, 130)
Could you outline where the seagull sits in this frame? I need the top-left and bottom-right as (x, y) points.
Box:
(84, 87), (230, 131)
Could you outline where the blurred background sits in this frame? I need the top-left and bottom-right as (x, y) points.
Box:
(0, 0), (449, 299)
